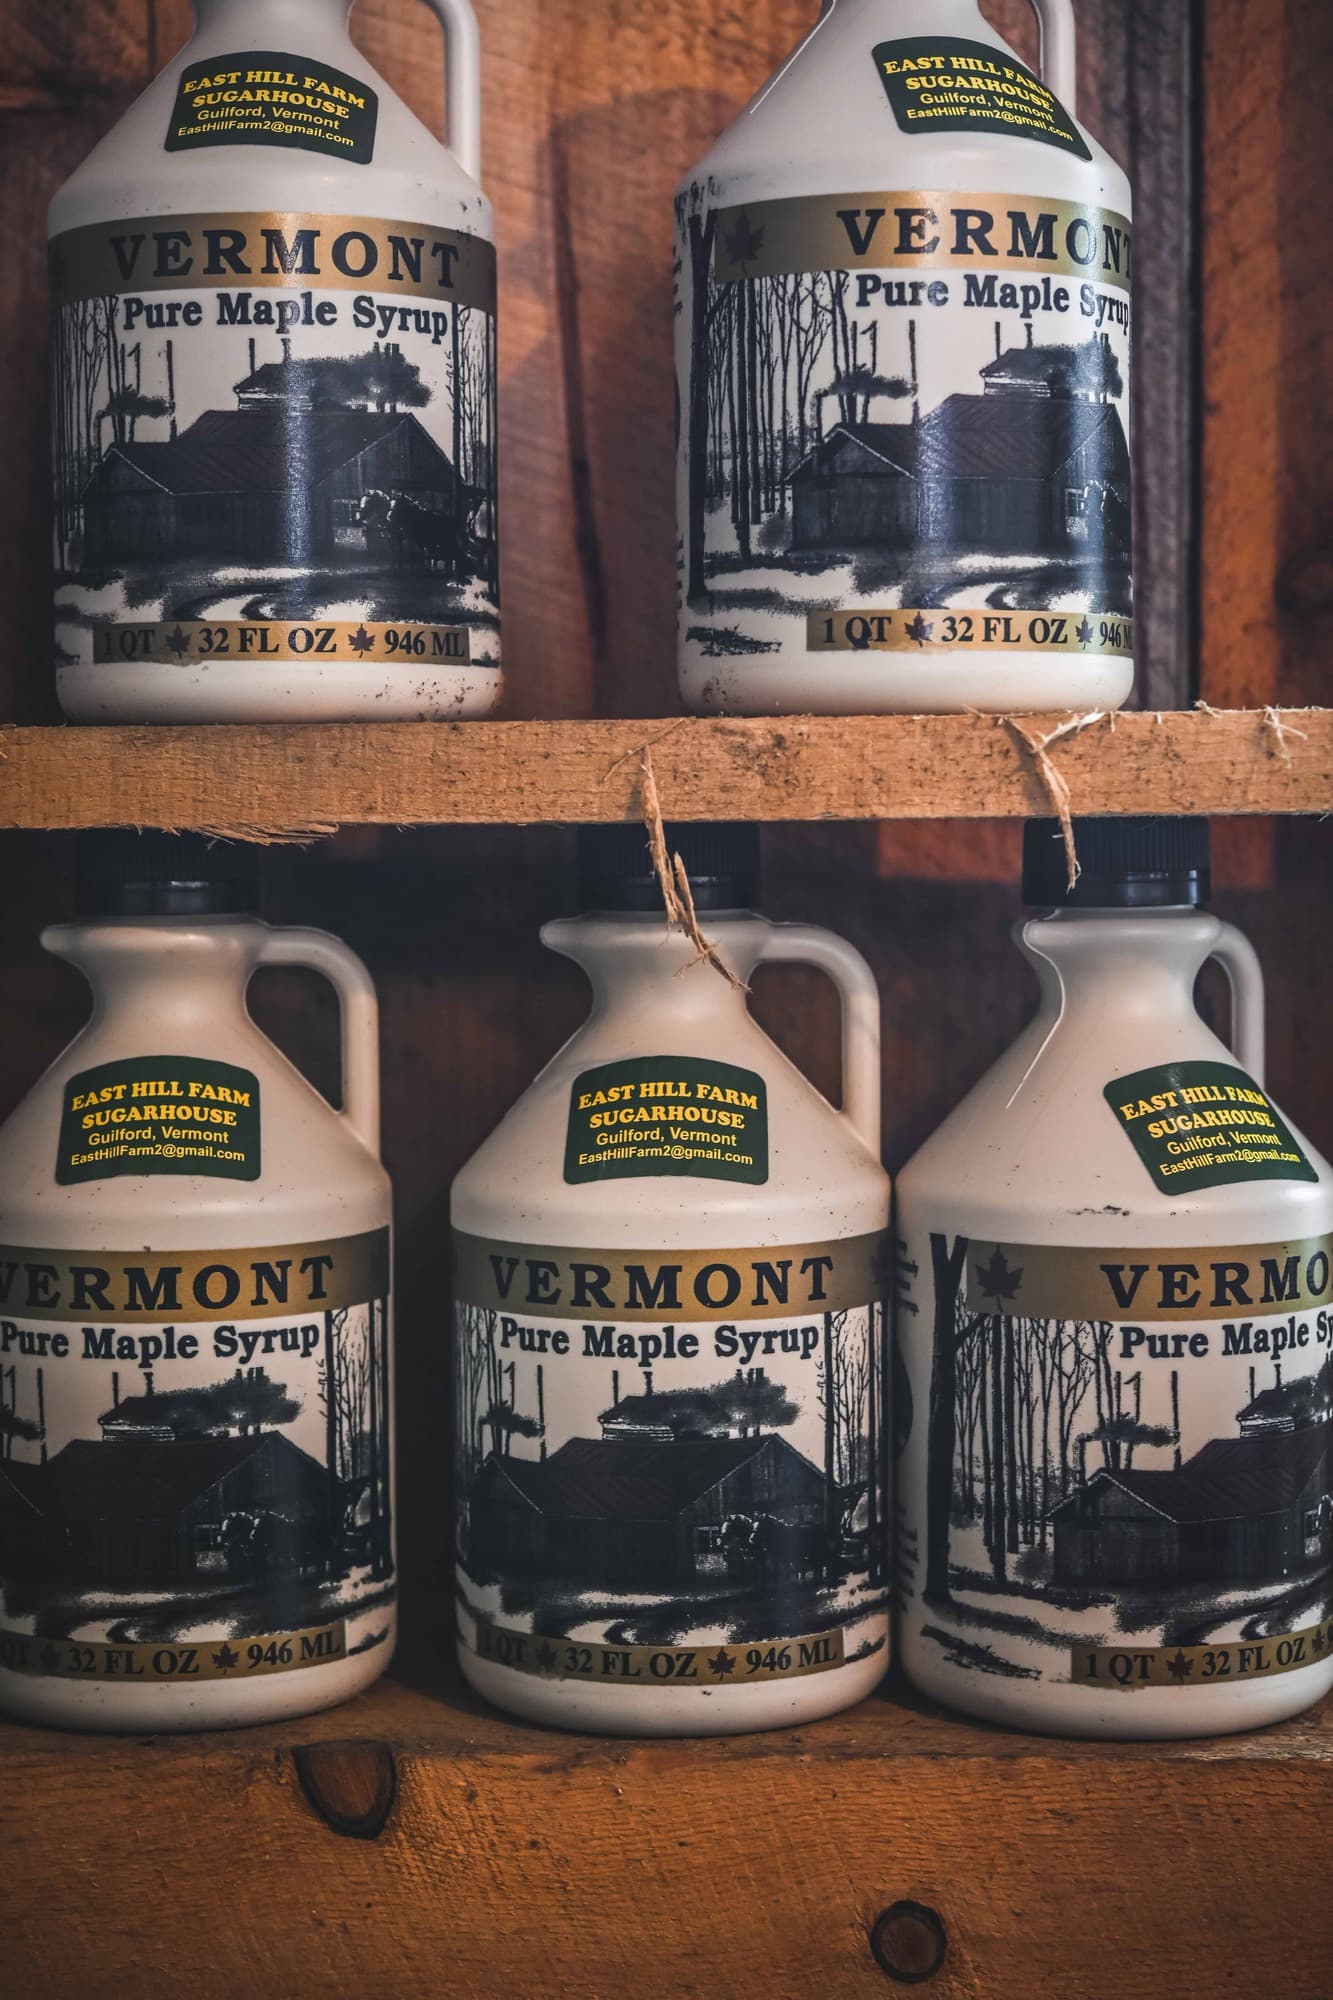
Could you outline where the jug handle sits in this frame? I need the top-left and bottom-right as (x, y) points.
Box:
(414, 0), (482, 182)
(755, 924), (881, 1155)
(1209, 922), (1266, 1086)
(1029, 1), (1077, 114)
(254, 927), (382, 1157)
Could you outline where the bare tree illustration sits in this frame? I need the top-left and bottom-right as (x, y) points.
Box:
(817, 1308), (872, 1550)
(318, 1302), (392, 1573)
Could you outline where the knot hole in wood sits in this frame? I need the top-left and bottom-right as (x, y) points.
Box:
(292, 1738), (398, 1839)
(869, 1901), (949, 1984)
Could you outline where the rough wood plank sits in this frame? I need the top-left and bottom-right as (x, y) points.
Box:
(3, 1678), (1329, 1999)
(0, 711), (1328, 829)
(1200, 0), (1333, 708)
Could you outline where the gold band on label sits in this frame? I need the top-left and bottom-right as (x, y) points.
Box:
(0, 1621), (347, 1682)
(0, 1228), (389, 1324)
(92, 621), (474, 668)
(465, 1611), (847, 1684)
(451, 1230), (887, 1324)
(962, 1235), (1333, 1324)
(1070, 1614), (1332, 1689)
(808, 609), (1131, 657)
(711, 190), (1132, 289)
(49, 211), (497, 312)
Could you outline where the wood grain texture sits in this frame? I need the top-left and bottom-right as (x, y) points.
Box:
(2, 1675), (1329, 1999)
(0, 710), (1328, 829)
(1200, 0), (1333, 707)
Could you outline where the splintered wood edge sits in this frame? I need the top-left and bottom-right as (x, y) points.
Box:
(0, 709), (1329, 830)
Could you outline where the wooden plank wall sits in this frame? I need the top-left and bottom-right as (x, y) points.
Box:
(0, 0), (1330, 1774)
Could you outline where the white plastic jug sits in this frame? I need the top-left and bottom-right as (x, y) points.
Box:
(895, 819), (1333, 1737)
(452, 825), (891, 1734)
(0, 836), (395, 1731)
(49, 0), (500, 721)
(675, 0), (1133, 715)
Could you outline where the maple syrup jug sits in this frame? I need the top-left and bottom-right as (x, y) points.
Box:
(49, 0), (500, 722)
(452, 825), (891, 1735)
(675, 0), (1133, 715)
(895, 819), (1333, 1738)
(0, 834), (395, 1731)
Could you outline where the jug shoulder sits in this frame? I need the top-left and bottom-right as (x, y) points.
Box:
(453, 1033), (888, 1248)
(0, 1033), (388, 1246)
(50, 46), (486, 235)
(898, 1047), (1333, 1244)
(685, 15), (1128, 210)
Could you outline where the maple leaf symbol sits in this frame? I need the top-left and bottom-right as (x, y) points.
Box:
(1313, 1625), (1327, 1655)
(534, 1640), (558, 1672)
(211, 1642), (239, 1671)
(975, 1246), (1023, 1307)
(707, 1648), (736, 1677)
(345, 624), (376, 655)
(905, 611), (933, 646)
(1074, 615), (1095, 648)
(165, 624), (191, 657)
(39, 1643), (62, 1674)
(723, 210), (765, 271)
(1165, 1649), (1194, 1681)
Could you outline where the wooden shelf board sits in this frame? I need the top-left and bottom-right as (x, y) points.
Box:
(0, 708), (1330, 832)
(5, 1669), (1329, 1998)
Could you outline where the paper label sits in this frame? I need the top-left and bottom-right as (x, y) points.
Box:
(563, 1055), (769, 1185)
(0, 1230), (394, 1682)
(454, 1230), (889, 1686)
(895, 1229), (1332, 1693)
(165, 49), (379, 163)
(50, 210), (499, 677)
(56, 1057), (261, 1183)
(873, 36), (1091, 158)
(1105, 1060), (1317, 1193)
(675, 184), (1131, 675)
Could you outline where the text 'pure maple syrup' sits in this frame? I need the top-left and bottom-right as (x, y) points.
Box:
(451, 825), (892, 1735)
(49, 0), (500, 722)
(0, 833), (395, 1732)
(894, 819), (1333, 1738)
(675, 0), (1133, 715)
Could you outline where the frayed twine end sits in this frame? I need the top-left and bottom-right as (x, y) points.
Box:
(639, 743), (745, 990)
(1002, 709), (1110, 890)
(1261, 705), (1309, 767)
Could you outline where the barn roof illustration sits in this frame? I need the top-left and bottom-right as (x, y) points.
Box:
(233, 339), (423, 409)
(916, 395), (1127, 481)
(482, 1432), (821, 1521)
(789, 398), (1127, 487)
(1238, 1358), (1332, 1433)
(85, 407), (453, 498)
(979, 334), (1120, 400)
(0, 1431), (327, 1525)
(1050, 1422), (1328, 1527)
(235, 354), (367, 404)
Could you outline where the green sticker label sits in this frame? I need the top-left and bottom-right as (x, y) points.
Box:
(1104, 1061), (1317, 1195)
(57, 1057), (262, 1184)
(872, 36), (1092, 160)
(564, 1056), (769, 1185)
(165, 49), (378, 163)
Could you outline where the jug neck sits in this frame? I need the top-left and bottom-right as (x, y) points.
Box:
(43, 917), (268, 1037)
(817, 0), (991, 33)
(1019, 906), (1225, 1031)
(191, 0), (354, 43)
(542, 911), (766, 1029)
